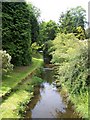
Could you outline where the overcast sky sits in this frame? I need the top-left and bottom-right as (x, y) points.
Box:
(25, 0), (89, 23)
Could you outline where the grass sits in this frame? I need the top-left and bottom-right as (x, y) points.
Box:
(0, 76), (43, 119)
(0, 55), (43, 119)
(1, 57), (43, 97)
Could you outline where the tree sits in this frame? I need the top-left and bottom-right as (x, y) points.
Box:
(59, 10), (74, 33)
(2, 2), (32, 66)
(38, 21), (47, 45)
(39, 20), (59, 45)
(28, 4), (40, 43)
(45, 20), (59, 40)
(59, 6), (86, 38)
(38, 20), (59, 63)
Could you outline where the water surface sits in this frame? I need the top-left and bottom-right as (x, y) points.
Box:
(25, 67), (81, 118)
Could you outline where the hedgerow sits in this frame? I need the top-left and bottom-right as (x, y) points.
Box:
(2, 2), (32, 66)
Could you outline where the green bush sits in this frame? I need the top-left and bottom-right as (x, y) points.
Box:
(51, 33), (88, 94)
(0, 50), (13, 77)
(50, 33), (88, 117)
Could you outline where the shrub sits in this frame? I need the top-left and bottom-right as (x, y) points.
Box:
(0, 50), (13, 77)
(51, 33), (88, 94)
(50, 33), (89, 117)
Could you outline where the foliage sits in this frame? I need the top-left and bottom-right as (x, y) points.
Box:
(51, 33), (88, 117)
(38, 20), (58, 63)
(43, 40), (53, 63)
(51, 33), (88, 94)
(31, 42), (41, 53)
(31, 76), (43, 86)
(75, 26), (86, 40)
(59, 6), (86, 38)
(28, 4), (40, 43)
(45, 20), (59, 40)
(70, 91), (88, 118)
(2, 2), (32, 66)
(0, 50), (13, 77)
(38, 20), (59, 45)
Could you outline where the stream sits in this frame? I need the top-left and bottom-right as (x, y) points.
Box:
(24, 65), (82, 119)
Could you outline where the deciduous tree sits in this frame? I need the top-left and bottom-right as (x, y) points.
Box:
(59, 6), (86, 39)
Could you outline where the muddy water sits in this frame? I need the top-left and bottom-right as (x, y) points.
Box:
(25, 67), (81, 119)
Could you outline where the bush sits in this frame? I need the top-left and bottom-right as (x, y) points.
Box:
(50, 33), (88, 117)
(51, 33), (88, 94)
(0, 50), (13, 77)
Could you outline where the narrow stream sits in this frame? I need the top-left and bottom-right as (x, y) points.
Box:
(25, 66), (81, 119)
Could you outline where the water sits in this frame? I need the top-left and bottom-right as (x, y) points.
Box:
(25, 66), (81, 119)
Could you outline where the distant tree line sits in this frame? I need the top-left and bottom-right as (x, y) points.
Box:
(39, 6), (88, 44)
(38, 6), (89, 63)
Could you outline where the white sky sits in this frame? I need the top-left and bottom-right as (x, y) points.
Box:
(25, 0), (89, 23)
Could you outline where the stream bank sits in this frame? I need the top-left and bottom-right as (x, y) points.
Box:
(1, 57), (43, 119)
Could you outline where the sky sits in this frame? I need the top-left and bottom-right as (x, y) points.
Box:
(25, 0), (89, 23)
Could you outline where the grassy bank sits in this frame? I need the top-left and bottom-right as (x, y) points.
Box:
(1, 76), (43, 119)
(1, 57), (43, 97)
(1, 56), (43, 119)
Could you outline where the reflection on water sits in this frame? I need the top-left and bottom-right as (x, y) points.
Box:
(32, 82), (66, 118)
(25, 67), (81, 118)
